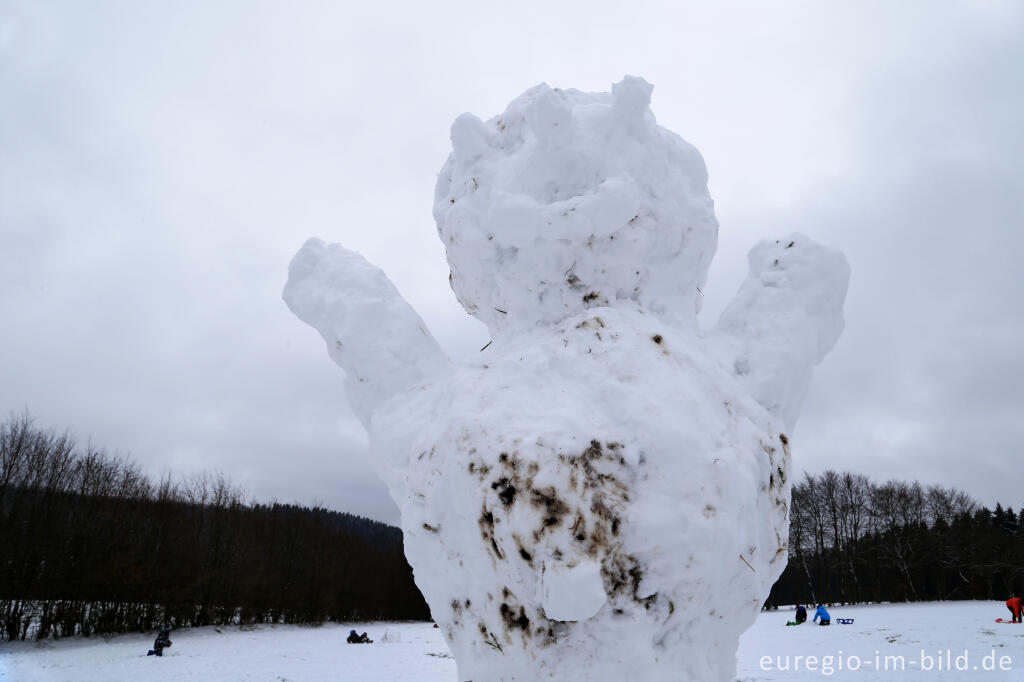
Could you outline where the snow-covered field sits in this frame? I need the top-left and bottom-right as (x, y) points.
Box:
(1, 601), (1019, 681)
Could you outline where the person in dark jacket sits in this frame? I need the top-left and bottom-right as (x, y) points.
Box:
(147, 627), (172, 656)
(795, 605), (807, 624)
(1007, 595), (1023, 623)
(813, 604), (831, 626)
(347, 629), (372, 643)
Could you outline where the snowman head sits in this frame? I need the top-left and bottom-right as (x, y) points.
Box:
(433, 76), (719, 337)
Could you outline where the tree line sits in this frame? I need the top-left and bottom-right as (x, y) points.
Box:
(0, 415), (429, 642)
(768, 470), (1024, 606)
(5, 414), (1021, 641)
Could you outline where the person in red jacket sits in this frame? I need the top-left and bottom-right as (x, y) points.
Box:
(1007, 596), (1023, 623)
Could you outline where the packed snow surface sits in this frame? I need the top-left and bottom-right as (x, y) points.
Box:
(284, 77), (849, 680)
(3, 603), (1019, 681)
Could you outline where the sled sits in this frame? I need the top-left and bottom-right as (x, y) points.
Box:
(995, 618), (1020, 624)
(836, 618), (855, 625)
(785, 621), (804, 626)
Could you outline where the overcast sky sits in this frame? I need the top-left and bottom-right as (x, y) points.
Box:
(2, 1), (1021, 524)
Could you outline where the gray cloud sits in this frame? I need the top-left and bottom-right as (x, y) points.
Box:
(2, 1), (1021, 524)
(714, 8), (1024, 509)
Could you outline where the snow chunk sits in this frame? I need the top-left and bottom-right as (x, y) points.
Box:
(538, 559), (606, 622)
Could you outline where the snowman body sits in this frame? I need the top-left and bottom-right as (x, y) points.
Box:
(284, 77), (848, 681)
(376, 306), (789, 681)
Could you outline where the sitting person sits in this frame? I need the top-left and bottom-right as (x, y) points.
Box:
(795, 605), (807, 624)
(147, 627), (172, 656)
(813, 604), (831, 626)
(347, 629), (373, 643)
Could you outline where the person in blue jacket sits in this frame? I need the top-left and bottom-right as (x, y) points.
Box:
(813, 604), (831, 626)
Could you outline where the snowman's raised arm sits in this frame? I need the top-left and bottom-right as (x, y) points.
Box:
(712, 233), (850, 430)
(283, 238), (453, 427)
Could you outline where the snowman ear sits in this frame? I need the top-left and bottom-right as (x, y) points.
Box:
(611, 76), (655, 139)
(450, 113), (491, 162)
(611, 76), (653, 115)
(284, 239), (453, 426)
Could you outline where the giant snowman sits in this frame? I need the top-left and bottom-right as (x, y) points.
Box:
(284, 77), (849, 681)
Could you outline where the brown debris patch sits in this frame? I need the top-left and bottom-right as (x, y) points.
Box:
(571, 513), (586, 543)
(514, 535), (534, 565)
(575, 316), (606, 330)
(480, 507), (494, 532)
(479, 506), (504, 560)
(492, 477), (518, 507)
(468, 461), (492, 479)
(601, 553), (656, 609)
(581, 439), (603, 461)
(531, 486), (570, 530)
(500, 603), (531, 633)
(590, 498), (614, 522)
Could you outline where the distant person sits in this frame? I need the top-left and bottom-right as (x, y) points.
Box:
(347, 629), (373, 643)
(785, 604), (809, 626)
(147, 626), (172, 656)
(1007, 595), (1023, 623)
(813, 604), (831, 626)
